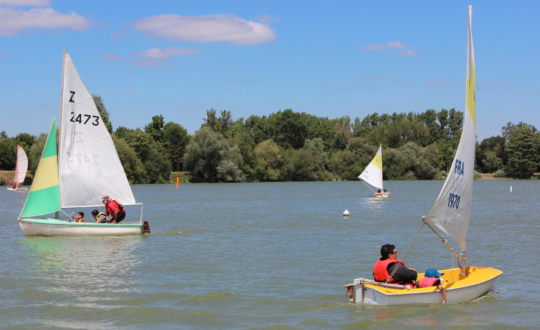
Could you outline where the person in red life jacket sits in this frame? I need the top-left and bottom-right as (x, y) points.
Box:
(74, 211), (86, 223)
(102, 195), (126, 224)
(12, 182), (16, 189)
(418, 268), (447, 304)
(373, 244), (417, 288)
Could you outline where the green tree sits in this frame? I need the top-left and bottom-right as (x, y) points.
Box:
(144, 115), (165, 143)
(28, 133), (47, 174)
(93, 94), (113, 133)
(202, 109), (233, 138)
(14, 133), (36, 153)
(254, 140), (283, 181)
(505, 124), (536, 178)
(0, 134), (16, 170)
(112, 135), (146, 183)
(184, 127), (244, 182)
(163, 122), (190, 171)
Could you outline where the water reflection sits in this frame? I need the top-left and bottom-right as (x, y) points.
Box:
(18, 236), (144, 297)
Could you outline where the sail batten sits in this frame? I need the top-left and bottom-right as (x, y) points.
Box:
(426, 6), (475, 252)
(358, 145), (383, 190)
(58, 53), (136, 208)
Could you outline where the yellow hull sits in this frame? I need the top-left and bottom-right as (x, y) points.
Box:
(346, 266), (502, 305)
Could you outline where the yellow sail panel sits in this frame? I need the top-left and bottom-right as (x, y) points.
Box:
(371, 153), (382, 170)
(29, 156), (59, 192)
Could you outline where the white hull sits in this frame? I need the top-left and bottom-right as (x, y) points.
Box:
(7, 188), (28, 191)
(19, 219), (143, 236)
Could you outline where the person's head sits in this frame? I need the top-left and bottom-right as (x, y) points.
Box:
(91, 209), (99, 219)
(383, 189), (387, 192)
(380, 244), (397, 260)
(102, 195), (110, 205)
(77, 211), (84, 219)
(378, 189), (381, 193)
(424, 269), (444, 278)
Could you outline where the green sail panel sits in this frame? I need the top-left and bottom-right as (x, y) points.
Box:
(20, 118), (61, 218)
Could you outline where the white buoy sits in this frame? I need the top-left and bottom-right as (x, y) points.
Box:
(510, 186), (512, 192)
(343, 209), (350, 216)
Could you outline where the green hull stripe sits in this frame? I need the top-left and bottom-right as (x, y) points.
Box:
(42, 118), (57, 159)
(21, 185), (60, 217)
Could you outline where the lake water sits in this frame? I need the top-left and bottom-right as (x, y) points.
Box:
(1, 180), (539, 329)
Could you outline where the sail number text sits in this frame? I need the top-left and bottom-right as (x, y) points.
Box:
(448, 193), (460, 209)
(454, 158), (465, 175)
(70, 112), (100, 126)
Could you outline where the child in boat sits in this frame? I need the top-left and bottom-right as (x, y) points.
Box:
(418, 268), (447, 304)
(74, 211), (86, 223)
(91, 209), (107, 223)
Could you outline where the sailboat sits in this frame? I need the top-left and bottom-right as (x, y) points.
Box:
(7, 145), (28, 191)
(358, 145), (389, 197)
(344, 6), (502, 304)
(17, 51), (150, 236)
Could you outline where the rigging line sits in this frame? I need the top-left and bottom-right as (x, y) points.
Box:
(361, 180), (376, 194)
(386, 220), (425, 283)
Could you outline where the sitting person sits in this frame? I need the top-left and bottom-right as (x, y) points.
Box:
(418, 268), (447, 304)
(91, 209), (107, 223)
(102, 195), (126, 224)
(373, 244), (417, 288)
(12, 182), (16, 189)
(383, 188), (390, 194)
(74, 211), (86, 223)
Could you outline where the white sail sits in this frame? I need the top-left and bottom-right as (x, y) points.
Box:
(358, 145), (383, 190)
(59, 53), (136, 208)
(15, 145), (28, 184)
(426, 6), (476, 252)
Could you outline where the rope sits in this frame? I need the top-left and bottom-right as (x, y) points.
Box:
(386, 221), (425, 283)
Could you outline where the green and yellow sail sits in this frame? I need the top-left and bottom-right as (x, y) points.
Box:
(20, 117), (61, 218)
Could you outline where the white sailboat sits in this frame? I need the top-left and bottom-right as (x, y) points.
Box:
(344, 6), (501, 304)
(18, 51), (150, 236)
(7, 145), (29, 191)
(358, 145), (389, 197)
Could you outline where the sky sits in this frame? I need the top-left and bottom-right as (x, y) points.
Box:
(0, 0), (538, 140)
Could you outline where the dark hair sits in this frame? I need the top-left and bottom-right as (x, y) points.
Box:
(91, 210), (99, 216)
(380, 244), (395, 260)
(378, 189), (381, 193)
(77, 211), (84, 217)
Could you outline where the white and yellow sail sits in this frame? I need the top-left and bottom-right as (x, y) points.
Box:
(426, 6), (476, 253)
(358, 145), (383, 190)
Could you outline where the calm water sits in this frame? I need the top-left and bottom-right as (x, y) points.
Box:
(1, 180), (539, 329)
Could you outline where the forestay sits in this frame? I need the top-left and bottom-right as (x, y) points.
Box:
(15, 145), (28, 184)
(59, 53), (136, 208)
(358, 145), (383, 190)
(426, 6), (476, 253)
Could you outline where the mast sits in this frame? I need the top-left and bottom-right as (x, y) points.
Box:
(56, 50), (66, 219)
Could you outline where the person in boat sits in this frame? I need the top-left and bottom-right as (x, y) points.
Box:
(373, 244), (417, 288)
(383, 188), (389, 194)
(91, 209), (107, 223)
(12, 182), (16, 189)
(74, 211), (86, 223)
(17, 182), (21, 188)
(102, 195), (126, 224)
(418, 268), (447, 304)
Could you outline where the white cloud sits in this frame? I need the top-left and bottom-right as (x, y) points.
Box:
(133, 47), (200, 67)
(133, 14), (276, 45)
(0, 7), (92, 36)
(397, 50), (420, 56)
(0, 0), (50, 6)
(363, 41), (409, 51)
(102, 54), (123, 61)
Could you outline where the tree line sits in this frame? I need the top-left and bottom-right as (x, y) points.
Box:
(0, 95), (539, 185)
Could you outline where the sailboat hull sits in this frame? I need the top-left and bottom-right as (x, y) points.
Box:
(18, 218), (143, 236)
(346, 266), (502, 305)
(7, 188), (28, 191)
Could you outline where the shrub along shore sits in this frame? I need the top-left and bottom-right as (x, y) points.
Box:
(1, 95), (539, 184)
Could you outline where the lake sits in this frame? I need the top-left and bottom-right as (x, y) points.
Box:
(1, 180), (538, 329)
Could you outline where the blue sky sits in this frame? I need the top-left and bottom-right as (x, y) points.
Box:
(0, 0), (538, 140)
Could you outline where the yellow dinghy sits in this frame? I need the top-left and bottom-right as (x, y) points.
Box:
(344, 6), (502, 305)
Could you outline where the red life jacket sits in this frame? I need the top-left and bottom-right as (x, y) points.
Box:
(111, 200), (125, 213)
(373, 258), (407, 283)
(418, 276), (439, 288)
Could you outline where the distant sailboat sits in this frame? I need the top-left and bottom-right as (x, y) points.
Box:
(7, 145), (28, 191)
(358, 145), (389, 197)
(345, 6), (502, 305)
(17, 51), (149, 236)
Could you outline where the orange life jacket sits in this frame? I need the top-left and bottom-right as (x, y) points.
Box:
(418, 276), (439, 288)
(373, 258), (407, 283)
